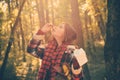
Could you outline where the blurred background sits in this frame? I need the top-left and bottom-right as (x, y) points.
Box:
(0, 0), (115, 80)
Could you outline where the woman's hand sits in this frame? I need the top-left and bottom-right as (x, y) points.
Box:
(41, 23), (53, 34)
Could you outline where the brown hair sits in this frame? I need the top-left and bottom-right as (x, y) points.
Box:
(63, 23), (77, 43)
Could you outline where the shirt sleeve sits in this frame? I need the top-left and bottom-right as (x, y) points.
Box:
(27, 29), (45, 59)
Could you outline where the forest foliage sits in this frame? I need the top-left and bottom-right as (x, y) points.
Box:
(0, 0), (107, 80)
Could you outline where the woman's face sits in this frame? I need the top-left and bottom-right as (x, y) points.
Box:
(51, 23), (65, 41)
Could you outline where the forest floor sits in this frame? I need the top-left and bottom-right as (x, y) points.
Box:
(0, 41), (105, 80)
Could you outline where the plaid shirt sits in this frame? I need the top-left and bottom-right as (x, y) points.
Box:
(38, 39), (69, 80)
(27, 30), (83, 80)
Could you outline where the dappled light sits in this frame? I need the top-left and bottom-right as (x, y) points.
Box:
(0, 0), (106, 80)
(1, 0), (120, 80)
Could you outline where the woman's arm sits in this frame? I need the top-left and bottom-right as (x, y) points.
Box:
(27, 23), (53, 59)
(27, 30), (45, 59)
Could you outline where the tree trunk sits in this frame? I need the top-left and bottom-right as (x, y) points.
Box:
(104, 0), (120, 80)
(91, 0), (106, 40)
(45, 0), (49, 23)
(50, 0), (54, 24)
(70, 0), (84, 48)
(0, 0), (26, 80)
(0, 11), (3, 56)
(7, 0), (11, 15)
(70, 0), (91, 80)
(16, 30), (21, 52)
(19, 18), (26, 62)
(16, 0), (19, 7)
(36, 0), (45, 28)
(84, 11), (92, 80)
(87, 14), (96, 52)
(84, 11), (93, 57)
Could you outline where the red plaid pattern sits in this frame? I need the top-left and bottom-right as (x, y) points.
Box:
(27, 30), (83, 80)
(38, 39), (68, 80)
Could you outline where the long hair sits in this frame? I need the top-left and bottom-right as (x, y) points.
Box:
(63, 23), (77, 44)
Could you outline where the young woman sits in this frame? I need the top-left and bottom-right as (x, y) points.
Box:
(27, 23), (83, 80)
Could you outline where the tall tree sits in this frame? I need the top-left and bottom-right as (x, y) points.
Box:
(70, 0), (91, 80)
(36, 0), (45, 28)
(7, 0), (11, 14)
(0, 10), (3, 56)
(19, 18), (26, 62)
(70, 0), (84, 48)
(91, 0), (106, 40)
(50, 0), (54, 24)
(84, 11), (93, 56)
(45, 0), (49, 23)
(0, 0), (26, 80)
(104, 0), (120, 80)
